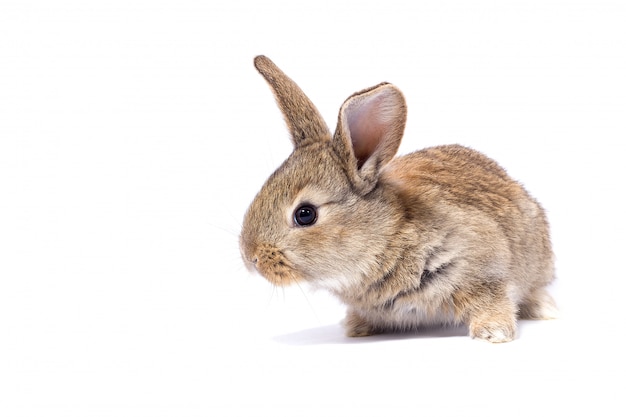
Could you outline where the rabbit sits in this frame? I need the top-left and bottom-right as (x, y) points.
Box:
(239, 55), (557, 343)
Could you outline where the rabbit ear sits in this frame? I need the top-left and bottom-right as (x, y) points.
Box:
(254, 56), (331, 147)
(333, 83), (407, 194)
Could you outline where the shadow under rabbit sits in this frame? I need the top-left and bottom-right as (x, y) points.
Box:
(273, 323), (469, 346)
(272, 319), (557, 345)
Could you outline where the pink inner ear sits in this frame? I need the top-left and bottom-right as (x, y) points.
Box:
(346, 96), (388, 168)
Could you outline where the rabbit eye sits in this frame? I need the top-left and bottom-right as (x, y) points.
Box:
(294, 205), (317, 227)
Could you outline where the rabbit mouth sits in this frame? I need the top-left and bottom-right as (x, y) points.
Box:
(250, 244), (302, 287)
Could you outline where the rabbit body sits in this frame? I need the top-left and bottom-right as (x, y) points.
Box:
(240, 56), (556, 342)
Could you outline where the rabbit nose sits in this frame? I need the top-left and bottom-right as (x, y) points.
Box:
(244, 254), (259, 273)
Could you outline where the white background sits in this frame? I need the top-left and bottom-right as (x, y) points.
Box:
(1, 1), (625, 416)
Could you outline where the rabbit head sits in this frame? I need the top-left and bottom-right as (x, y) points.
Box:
(240, 56), (407, 290)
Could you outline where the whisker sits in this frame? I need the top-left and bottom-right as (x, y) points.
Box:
(208, 221), (240, 238)
(267, 284), (278, 308)
(227, 211), (244, 229)
(294, 280), (320, 324)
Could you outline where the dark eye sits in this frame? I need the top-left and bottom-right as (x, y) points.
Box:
(294, 205), (317, 227)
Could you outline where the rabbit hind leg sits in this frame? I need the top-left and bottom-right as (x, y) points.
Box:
(518, 286), (559, 320)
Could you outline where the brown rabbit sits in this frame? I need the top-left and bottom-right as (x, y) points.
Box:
(240, 55), (557, 342)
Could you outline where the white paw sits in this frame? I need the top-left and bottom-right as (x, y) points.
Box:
(536, 302), (560, 320)
(471, 324), (515, 343)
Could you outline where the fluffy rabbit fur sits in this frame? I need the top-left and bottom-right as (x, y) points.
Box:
(240, 56), (557, 342)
